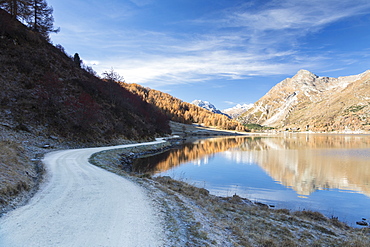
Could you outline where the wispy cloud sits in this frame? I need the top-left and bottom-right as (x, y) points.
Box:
(228, 0), (370, 30)
(95, 48), (315, 85)
(224, 101), (237, 105)
(53, 0), (370, 86)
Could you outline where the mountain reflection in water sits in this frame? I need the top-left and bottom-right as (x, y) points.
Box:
(135, 134), (370, 225)
(229, 135), (370, 196)
(134, 134), (370, 198)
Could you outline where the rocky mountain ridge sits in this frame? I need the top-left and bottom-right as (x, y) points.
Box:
(191, 100), (230, 117)
(121, 84), (246, 131)
(239, 69), (370, 132)
(222, 103), (253, 118)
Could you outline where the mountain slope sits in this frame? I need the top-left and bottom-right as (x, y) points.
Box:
(0, 9), (169, 142)
(121, 83), (247, 131)
(239, 70), (370, 132)
(223, 104), (253, 119)
(0, 8), (169, 211)
(191, 100), (230, 118)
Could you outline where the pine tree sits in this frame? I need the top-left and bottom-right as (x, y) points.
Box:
(28, 0), (58, 39)
(73, 53), (81, 68)
(0, 0), (30, 20)
(0, 0), (58, 39)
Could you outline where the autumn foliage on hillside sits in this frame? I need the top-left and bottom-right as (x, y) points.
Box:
(122, 83), (247, 132)
(0, 9), (170, 142)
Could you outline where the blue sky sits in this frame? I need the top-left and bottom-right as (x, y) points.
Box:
(48, 0), (370, 110)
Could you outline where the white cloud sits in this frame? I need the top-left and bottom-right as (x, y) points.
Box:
(53, 0), (370, 87)
(83, 60), (100, 66)
(93, 48), (317, 86)
(230, 0), (370, 31)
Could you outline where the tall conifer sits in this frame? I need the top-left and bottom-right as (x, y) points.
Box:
(28, 0), (58, 39)
(0, 0), (30, 20)
(0, 0), (59, 39)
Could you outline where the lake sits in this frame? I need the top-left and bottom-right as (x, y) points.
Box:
(134, 134), (370, 227)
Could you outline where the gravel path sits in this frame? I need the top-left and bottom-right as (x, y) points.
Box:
(0, 140), (166, 247)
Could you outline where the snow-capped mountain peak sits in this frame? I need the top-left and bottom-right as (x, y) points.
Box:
(223, 103), (253, 112)
(192, 100), (217, 112)
(222, 103), (254, 118)
(191, 100), (230, 118)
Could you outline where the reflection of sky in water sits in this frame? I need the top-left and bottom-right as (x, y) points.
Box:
(158, 149), (370, 227)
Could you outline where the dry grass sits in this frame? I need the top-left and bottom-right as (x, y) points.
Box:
(0, 140), (34, 212)
(152, 176), (370, 246)
(0, 141), (29, 194)
(0, 126), (50, 215)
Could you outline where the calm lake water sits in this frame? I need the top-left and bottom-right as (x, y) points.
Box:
(134, 134), (370, 227)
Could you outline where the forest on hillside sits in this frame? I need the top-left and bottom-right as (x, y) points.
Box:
(1, 1), (246, 143)
(0, 8), (170, 141)
(122, 83), (248, 132)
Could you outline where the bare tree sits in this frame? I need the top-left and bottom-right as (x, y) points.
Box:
(102, 68), (125, 105)
(102, 68), (125, 83)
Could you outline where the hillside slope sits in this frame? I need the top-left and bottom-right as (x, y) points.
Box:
(0, 8), (169, 212)
(191, 100), (230, 118)
(239, 70), (370, 132)
(223, 103), (253, 119)
(122, 83), (247, 132)
(0, 9), (169, 141)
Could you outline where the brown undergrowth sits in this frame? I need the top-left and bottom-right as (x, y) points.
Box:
(0, 139), (44, 215)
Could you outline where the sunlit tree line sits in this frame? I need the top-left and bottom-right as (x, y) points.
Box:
(123, 83), (247, 132)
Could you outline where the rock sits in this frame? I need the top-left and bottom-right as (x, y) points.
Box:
(42, 144), (51, 148)
(356, 221), (368, 226)
(254, 202), (269, 209)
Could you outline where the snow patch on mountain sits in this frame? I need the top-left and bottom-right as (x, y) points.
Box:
(222, 103), (253, 119)
(239, 69), (370, 132)
(191, 100), (230, 118)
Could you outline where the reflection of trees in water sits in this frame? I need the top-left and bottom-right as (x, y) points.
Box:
(133, 137), (246, 173)
(135, 135), (370, 197)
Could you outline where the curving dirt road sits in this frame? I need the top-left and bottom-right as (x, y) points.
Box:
(0, 140), (166, 247)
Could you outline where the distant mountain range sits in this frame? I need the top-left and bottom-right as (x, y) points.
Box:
(122, 85), (246, 131)
(222, 104), (253, 119)
(191, 100), (254, 119)
(191, 100), (230, 118)
(239, 69), (370, 132)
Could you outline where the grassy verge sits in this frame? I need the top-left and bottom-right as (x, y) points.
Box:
(90, 143), (370, 246)
(0, 140), (44, 215)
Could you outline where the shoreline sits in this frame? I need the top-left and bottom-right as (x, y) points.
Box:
(2, 127), (370, 245)
(170, 121), (370, 137)
(89, 138), (370, 246)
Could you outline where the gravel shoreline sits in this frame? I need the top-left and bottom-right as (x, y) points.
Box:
(90, 141), (370, 246)
(2, 126), (370, 246)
